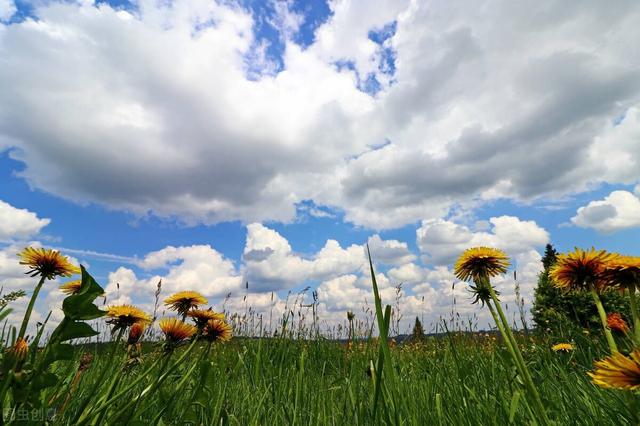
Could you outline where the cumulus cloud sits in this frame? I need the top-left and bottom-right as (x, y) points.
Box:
(0, 213), (552, 336)
(0, 0), (15, 22)
(0, 1), (638, 229)
(417, 216), (549, 266)
(572, 190), (640, 233)
(243, 223), (366, 290)
(366, 234), (415, 265)
(0, 200), (50, 240)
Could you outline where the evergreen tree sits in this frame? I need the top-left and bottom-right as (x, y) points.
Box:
(412, 316), (425, 340)
(532, 243), (630, 336)
(541, 243), (558, 270)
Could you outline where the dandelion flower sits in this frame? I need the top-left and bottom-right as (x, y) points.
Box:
(6, 338), (29, 364)
(127, 322), (146, 345)
(18, 247), (80, 280)
(454, 247), (510, 282)
(588, 350), (640, 391)
(159, 318), (196, 343)
(607, 312), (630, 335)
(105, 305), (151, 331)
(202, 319), (232, 343)
(550, 248), (615, 292)
(164, 291), (208, 316)
(60, 280), (83, 295)
(602, 255), (640, 290)
(551, 343), (574, 352)
(187, 309), (224, 329)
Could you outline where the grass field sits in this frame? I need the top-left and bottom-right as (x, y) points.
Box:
(45, 332), (630, 425)
(3, 246), (639, 425)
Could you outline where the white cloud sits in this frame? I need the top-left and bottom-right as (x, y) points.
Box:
(243, 223), (366, 290)
(366, 234), (416, 265)
(0, 1), (637, 229)
(572, 190), (640, 233)
(417, 215), (549, 266)
(0, 0), (15, 22)
(0, 200), (50, 240)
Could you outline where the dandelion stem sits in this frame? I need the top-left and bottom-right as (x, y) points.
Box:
(589, 285), (618, 353)
(17, 275), (46, 339)
(487, 283), (550, 426)
(627, 285), (640, 345)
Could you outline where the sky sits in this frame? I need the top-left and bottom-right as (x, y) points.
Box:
(0, 0), (639, 336)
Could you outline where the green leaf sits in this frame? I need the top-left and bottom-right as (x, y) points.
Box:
(31, 372), (59, 391)
(0, 307), (12, 323)
(61, 266), (106, 320)
(58, 321), (99, 342)
(509, 390), (522, 423)
(44, 343), (74, 364)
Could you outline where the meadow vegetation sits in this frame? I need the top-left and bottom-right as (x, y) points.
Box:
(0, 245), (638, 424)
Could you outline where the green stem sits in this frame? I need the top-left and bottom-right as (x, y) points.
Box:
(589, 286), (617, 353)
(627, 285), (640, 346)
(487, 302), (522, 371)
(18, 275), (46, 339)
(487, 283), (550, 426)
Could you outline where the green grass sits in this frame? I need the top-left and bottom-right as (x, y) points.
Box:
(46, 332), (632, 425)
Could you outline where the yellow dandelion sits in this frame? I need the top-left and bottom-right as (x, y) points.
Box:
(127, 322), (146, 345)
(60, 280), (82, 295)
(454, 247), (510, 282)
(550, 247), (616, 292)
(187, 309), (224, 329)
(4, 338), (29, 371)
(202, 319), (232, 343)
(551, 343), (574, 352)
(18, 247), (80, 280)
(602, 255), (640, 290)
(164, 291), (208, 316)
(105, 305), (151, 331)
(588, 349), (640, 391)
(159, 318), (196, 343)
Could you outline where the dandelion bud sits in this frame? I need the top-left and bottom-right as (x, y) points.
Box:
(128, 322), (146, 345)
(607, 312), (630, 335)
(4, 338), (29, 370)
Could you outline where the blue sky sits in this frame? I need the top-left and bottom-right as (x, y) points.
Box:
(0, 0), (639, 332)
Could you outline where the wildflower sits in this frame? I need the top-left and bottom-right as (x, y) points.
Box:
(454, 247), (510, 282)
(588, 349), (640, 391)
(164, 291), (208, 316)
(602, 255), (640, 290)
(608, 312), (630, 335)
(201, 319), (232, 343)
(187, 309), (224, 330)
(552, 343), (574, 352)
(105, 305), (151, 332)
(159, 318), (196, 344)
(18, 247), (80, 280)
(5, 338), (29, 368)
(550, 248), (616, 292)
(127, 322), (146, 345)
(60, 280), (82, 295)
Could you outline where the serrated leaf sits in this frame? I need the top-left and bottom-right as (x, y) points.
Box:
(61, 266), (106, 320)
